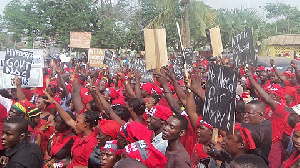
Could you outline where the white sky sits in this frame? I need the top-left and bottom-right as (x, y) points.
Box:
(0, 0), (299, 17)
(202, 0), (300, 9)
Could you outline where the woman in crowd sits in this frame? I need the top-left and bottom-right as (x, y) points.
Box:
(44, 112), (76, 168)
(44, 91), (98, 167)
(36, 95), (54, 124)
(282, 122), (300, 168)
(100, 140), (120, 168)
(88, 119), (120, 168)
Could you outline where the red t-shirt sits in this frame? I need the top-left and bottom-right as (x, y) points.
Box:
(35, 75), (49, 95)
(34, 119), (55, 154)
(181, 114), (196, 156)
(270, 103), (293, 142)
(0, 104), (7, 150)
(68, 131), (98, 167)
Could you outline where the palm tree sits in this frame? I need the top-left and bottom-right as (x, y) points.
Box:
(146, 0), (215, 48)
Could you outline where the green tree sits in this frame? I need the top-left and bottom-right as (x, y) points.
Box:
(214, 8), (266, 49)
(146, 0), (215, 49)
(264, 2), (300, 34)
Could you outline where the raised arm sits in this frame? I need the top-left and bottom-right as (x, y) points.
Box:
(190, 69), (205, 102)
(72, 63), (84, 114)
(185, 81), (199, 129)
(291, 60), (300, 84)
(164, 66), (186, 106)
(88, 85), (104, 114)
(98, 93), (124, 126)
(56, 65), (69, 97)
(120, 72), (136, 98)
(134, 70), (142, 98)
(44, 92), (76, 130)
(246, 69), (277, 110)
(155, 68), (182, 114)
(15, 77), (25, 101)
(270, 59), (287, 83)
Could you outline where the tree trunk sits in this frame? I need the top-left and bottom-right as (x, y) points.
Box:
(181, 5), (190, 48)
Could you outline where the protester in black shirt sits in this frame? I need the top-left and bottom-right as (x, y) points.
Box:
(1, 116), (43, 168)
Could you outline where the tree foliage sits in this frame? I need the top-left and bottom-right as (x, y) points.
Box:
(2, 1), (300, 51)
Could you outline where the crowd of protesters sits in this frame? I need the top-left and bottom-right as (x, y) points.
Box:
(0, 55), (299, 168)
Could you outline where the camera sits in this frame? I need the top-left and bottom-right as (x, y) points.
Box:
(206, 143), (232, 164)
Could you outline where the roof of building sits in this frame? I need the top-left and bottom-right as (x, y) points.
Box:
(266, 34), (300, 46)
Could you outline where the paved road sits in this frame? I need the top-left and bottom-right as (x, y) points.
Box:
(258, 56), (300, 72)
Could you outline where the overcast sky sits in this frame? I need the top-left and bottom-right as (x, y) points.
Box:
(0, 0), (300, 16)
(202, 0), (299, 9)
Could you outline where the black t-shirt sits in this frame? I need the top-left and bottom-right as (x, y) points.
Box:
(88, 145), (101, 168)
(242, 120), (272, 164)
(5, 140), (43, 168)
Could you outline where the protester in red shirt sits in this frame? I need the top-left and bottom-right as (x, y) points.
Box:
(44, 92), (98, 167)
(45, 111), (76, 168)
(246, 69), (298, 168)
(282, 122), (300, 168)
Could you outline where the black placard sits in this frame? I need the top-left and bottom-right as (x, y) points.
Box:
(203, 64), (238, 133)
(232, 28), (256, 67)
(134, 58), (146, 74)
(108, 60), (120, 78)
(170, 53), (185, 80)
(183, 48), (194, 73)
(134, 58), (153, 83)
(104, 49), (113, 65)
(4, 48), (33, 78)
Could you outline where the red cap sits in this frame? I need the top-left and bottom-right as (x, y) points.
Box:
(119, 121), (153, 143)
(295, 123), (300, 132)
(141, 83), (154, 95)
(99, 119), (121, 140)
(147, 105), (173, 121)
(124, 140), (168, 168)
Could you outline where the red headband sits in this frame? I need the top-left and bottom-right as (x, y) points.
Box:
(119, 121), (153, 143)
(200, 120), (213, 130)
(235, 124), (256, 150)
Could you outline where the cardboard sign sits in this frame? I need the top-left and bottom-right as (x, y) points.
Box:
(0, 49), (43, 89)
(232, 28), (256, 67)
(0, 68), (43, 89)
(88, 48), (105, 67)
(21, 49), (44, 67)
(203, 64), (238, 133)
(70, 32), (91, 48)
(209, 26), (223, 57)
(144, 29), (168, 70)
(4, 48), (33, 78)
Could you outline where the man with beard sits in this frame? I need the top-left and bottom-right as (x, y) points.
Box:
(1, 116), (43, 168)
(162, 114), (191, 168)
